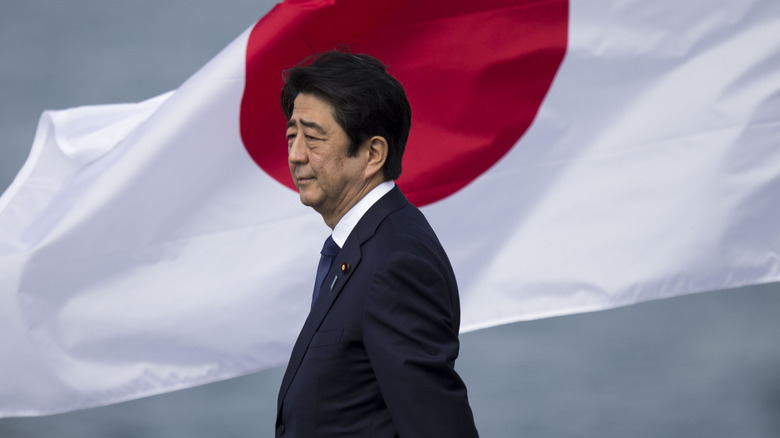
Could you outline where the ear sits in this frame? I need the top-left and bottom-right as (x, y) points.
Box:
(364, 136), (388, 180)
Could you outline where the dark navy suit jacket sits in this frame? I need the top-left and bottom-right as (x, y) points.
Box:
(275, 187), (478, 437)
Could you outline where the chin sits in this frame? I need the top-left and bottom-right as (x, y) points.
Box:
(298, 193), (318, 208)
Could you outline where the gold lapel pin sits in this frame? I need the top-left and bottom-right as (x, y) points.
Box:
(341, 262), (350, 273)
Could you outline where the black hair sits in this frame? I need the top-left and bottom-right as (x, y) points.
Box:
(281, 50), (411, 180)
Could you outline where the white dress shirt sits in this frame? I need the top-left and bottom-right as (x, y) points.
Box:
(331, 180), (395, 247)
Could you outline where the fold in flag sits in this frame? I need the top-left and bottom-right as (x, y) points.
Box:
(2, 0), (779, 417)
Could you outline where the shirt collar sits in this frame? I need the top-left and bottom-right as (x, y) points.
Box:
(331, 180), (395, 247)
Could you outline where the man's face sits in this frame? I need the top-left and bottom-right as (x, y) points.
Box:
(287, 93), (368, 224)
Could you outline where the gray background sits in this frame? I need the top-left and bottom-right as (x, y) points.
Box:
(1, 2), (779, 437)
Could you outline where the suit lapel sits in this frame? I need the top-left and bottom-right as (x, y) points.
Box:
(277, 187), (409, 411)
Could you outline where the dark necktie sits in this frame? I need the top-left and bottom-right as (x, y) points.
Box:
(312, 236), (340, 306)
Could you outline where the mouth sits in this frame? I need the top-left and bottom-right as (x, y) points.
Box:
(296, 176), (314, 185)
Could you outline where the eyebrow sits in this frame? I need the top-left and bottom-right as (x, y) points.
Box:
(286, 118), (327, 135)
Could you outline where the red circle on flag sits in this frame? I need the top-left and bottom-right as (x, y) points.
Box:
(240, 0), (568, 206)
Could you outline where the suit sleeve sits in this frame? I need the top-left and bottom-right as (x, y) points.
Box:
(363, 250), (479, 438)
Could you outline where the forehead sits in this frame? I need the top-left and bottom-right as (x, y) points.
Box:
(289, 93), (337, 127)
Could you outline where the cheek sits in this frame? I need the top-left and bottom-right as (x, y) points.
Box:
(308, 154), (328, 178)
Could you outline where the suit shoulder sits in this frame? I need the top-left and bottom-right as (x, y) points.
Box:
(364, 204), (457, 280)
(377, 204), (442, 248)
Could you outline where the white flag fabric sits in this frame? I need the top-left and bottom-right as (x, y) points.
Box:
(1, 0), (779, 417)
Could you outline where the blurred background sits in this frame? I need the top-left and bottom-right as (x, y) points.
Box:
(1, 2), (779, 437)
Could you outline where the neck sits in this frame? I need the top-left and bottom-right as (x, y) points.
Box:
(321, 176), (385, 229)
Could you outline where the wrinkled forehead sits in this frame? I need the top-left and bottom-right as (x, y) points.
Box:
(286, 93), (343, 133)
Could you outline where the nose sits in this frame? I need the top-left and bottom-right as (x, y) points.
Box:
(288, 134), (307, 164)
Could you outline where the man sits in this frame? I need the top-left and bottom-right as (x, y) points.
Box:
(275, 50), (479, 438)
